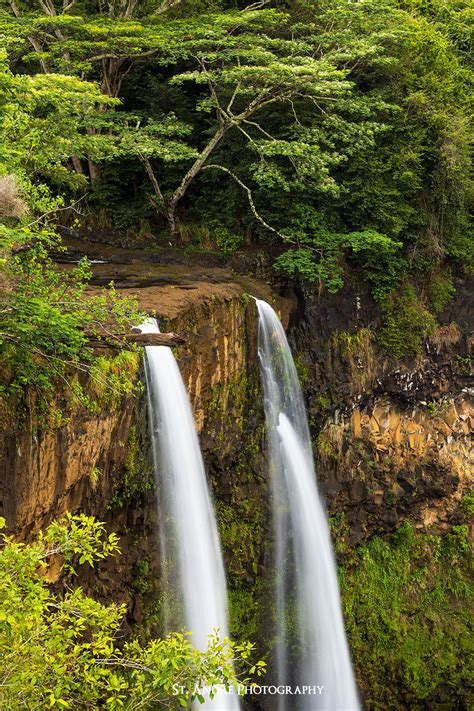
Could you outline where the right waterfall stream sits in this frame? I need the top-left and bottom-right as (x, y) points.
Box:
(256, 299), (360, 711)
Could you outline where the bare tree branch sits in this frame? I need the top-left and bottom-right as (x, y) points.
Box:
(23, 193), (88, 229)
(201, 164), (289, 240)
(154, 0), (182, 15)
(140, 156), (164, 204)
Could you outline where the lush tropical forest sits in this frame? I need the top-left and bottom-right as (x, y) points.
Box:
(1, 0), (472, 391)
(0, 0), (472, 708)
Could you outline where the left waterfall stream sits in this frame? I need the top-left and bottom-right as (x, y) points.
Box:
(139, 318), (240, 710)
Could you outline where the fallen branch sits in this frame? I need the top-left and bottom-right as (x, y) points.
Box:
(126, 332), (185, 346)
(85, 331), (185, 349)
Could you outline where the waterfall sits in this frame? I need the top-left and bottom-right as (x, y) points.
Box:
(255, 300), (359, 711)
(140, 318), (239, 710)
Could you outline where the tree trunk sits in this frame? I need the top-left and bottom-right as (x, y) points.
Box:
(142, 157), (164, 204)
(166, 123), (229, 240)
(88, 160), (100, 182)
(71, 156), (85, 175)
(85, 331), (185, 349)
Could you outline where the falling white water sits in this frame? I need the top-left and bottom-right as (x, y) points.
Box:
(256, 300), (359, 711)
(140, 318), (239, 710)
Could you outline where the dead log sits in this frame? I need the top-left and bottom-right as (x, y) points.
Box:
(85, 331), (185, 349)
(126, 332), (185, 346)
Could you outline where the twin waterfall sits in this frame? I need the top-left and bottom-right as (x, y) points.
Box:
(140, 301), (359, 710)
(256, 300), (359, 711)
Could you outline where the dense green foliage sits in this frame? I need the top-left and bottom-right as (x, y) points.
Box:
(0, 45), (144, 418)
(4, 0), (468, 382)
(1, 0), (471, 280)
(1, 236), (143, 423)
(333, 519), (474, 710)
(0, 514), (264, 709)
(1, 0), (471, 362)
(377, 282), (437, 358)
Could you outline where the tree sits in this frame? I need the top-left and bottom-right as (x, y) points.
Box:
(2, 4), (381, 237)
(1, 0), (471, 287)
(0, 51), (144, 419)
(0, 514), (264, 709)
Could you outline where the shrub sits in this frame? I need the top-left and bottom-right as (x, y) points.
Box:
(0, 514), (265, 709)
(377, 283), (437, 358)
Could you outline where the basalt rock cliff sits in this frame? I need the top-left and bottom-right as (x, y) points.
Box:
(0, 245), (472, 709)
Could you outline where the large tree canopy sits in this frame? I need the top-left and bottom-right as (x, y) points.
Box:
(0, 0), (472, 324)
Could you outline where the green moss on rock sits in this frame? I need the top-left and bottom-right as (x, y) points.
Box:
(377, 284), (437, 359)
(87, 350), (140, 411)
(337, 521), (473, 710)
(109, 423), (153, 509)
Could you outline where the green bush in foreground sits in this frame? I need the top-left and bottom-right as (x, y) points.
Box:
(0, 514), (264, 710)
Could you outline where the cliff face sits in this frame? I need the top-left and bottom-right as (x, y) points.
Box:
(0, 250), (472, 707)
(1, 404), (133, 538)
(0, 254), (291, 620)
(289, 276), (473, 541)
(3, 268), (470, 543)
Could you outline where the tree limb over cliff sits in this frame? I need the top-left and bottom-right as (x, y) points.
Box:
(85, 331), (185, 349)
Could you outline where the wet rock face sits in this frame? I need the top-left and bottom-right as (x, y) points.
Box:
(0, 406), (133, 537)
(0, 261), (293, 622)
(0, 257), (287, 526)
(289, 276), (473, 541)
(0, 393), (158, 619)
(316, 395), (471, 540)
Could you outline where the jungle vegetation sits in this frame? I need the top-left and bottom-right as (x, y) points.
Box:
(0, 514), (264, 709)
(0, 1), (472, 708)
(0, 0), (472, 382)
